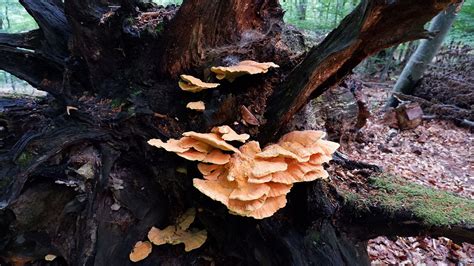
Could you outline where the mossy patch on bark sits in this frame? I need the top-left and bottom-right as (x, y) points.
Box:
(343, 175), (474, 227)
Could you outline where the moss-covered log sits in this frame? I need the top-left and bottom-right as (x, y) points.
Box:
(340, 175), (474, 244)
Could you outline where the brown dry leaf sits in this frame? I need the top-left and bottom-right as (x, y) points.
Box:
(179, 75), (220, 93)
(240, 105), (260, 126)
(186, 101), (205, 111)
(211, 60), (279, 82)
(129, 241), (152, 262)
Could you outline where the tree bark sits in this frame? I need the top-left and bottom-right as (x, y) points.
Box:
(386, 3), (461, 107)
(0, 0), (470, 265)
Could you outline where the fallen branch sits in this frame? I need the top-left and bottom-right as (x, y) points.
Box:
(338, 175), (474, 245)
(393, 92), (472, 123)
(0, 30), (42, 50)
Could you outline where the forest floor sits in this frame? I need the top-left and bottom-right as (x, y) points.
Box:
(340, 79), (473, 265)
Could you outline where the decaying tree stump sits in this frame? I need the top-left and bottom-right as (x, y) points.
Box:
(0, 0), (471, 265)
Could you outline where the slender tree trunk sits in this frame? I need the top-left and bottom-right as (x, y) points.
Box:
(325, 2), (330, 25)
(297, 0), (307, 20)
(386, 3), (461, 107)
(4, 5), (9, 29)
(399, 41), (417, 69)
(380, 45), (398, 81)
(9, 73), (15, 92)
(334, 0), (340, 26)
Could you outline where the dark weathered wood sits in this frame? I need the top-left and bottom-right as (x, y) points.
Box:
(0, 30), (42, 50)
(262, 0), (459, 140)
(20, 0), (71, 63)
(156, 0), (283, 76)
(0, 46), (64, 97)
(394, 92), (473, 122)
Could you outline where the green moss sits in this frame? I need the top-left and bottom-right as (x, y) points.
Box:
(110, 98), (124, 108)
(343, 175), (474, 227)
(16, 151), (34, 168)
(131, 89), (142, 97)
(306, 230), (321, 245)
(155, 23), (164, 33)
(0, 177), (11, 190)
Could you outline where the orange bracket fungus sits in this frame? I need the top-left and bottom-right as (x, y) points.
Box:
(210, 60), (279, 82)
(147, 208), (207, 252)
(178, 74), (220, 93)
(186, 101), (206, 111)
(129, 241), (153, 262)
(149, 128), (339, 220)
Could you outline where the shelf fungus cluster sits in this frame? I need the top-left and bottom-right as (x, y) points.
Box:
(149, 128), (339, 219)
(186, 101), (205, 111)
(211, 60), (279, 82)
(129, 209), (207, 262)
(178, 60), (279, 112)
(148, 126), (249, 165)
(178, 74), (220, 93)
(129, 241), (152, 262)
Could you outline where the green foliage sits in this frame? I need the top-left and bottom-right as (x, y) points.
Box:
(450, 1), (474, 44)
(111, 98), (125, 108)
(280, 0), (359, 31)
(344, 175), (474, 227)
(16, 151), (34, 168)
(155, 23), (164, 33)
(0, 0), (37, 33)
(0, 0), (38, 93)
(151, 0), (182, 6)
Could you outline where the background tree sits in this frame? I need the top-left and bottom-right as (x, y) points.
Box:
(386, 2), (462, 107)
